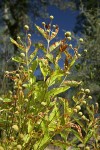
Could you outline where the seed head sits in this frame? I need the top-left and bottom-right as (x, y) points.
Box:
(50, 15), (54, 19)
(78, 112), (83, 116)
(84, 49), (87, 52)
(24, 25), (29, 30)
(76, 105), (81, 111)
(53, 25), (56, 28)
(79, 38), (83, 42)
(20, 53), (25, 57)
(82, 101), (86, 104)
(85, 146), (90, 150)
(5, 71), (9, 74)
(28, 34), (31, 37)
(65, 31), (71, 37)
(12, 125), (19, 132)
(78, 54), (81, 57)
(17, 145), (22, 150)
(17, 36), (21, 40)
(73, 109), (78, 113)
(88, 96), (92, 100)
(85, 89), (90, 93)
(69, 44), (72, 48)
(67, 37), (71, 41)
(42, 22), (46, 26)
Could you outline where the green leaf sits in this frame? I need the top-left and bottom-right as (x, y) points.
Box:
(49, 41), (62, 52)
(83, 130), (93, 144)
(12, 56), (25, 64)
(35, 24), (49, 40)
(62, 80), (82, 87)
(69, 56), (77, 68)
(46, 70), (64, 87)
(34, 43), (46, 53)
(2, 98), (12, 102)
(27, 120), (33, 133)
(10, 37), (26, 51)
(29, 48), (38, 63)
(71, 129), (83, 143)
(46, 86), (70, 99)
(46, 53), (54, 63)
(30, 59), (38, 73)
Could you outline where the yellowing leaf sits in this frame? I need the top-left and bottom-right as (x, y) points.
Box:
(49, 40), (62, 52)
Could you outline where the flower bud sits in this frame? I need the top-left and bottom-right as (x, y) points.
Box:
(78, 54), (81, 57)
(17, 36), (21, 40)
(79, 38), (83, 42)
(65, 31), (71, 37)
(82, 101), (86, 104)
(20, 53), (25, 57)
(50, 15), (54, 19)
(85, 89), (90, 93)
(69, 44), (72, 48)
(12, 125), (19, 132)
(88, 96), (92, 100)
(84, 49), (87, 52)
(17, 145), (22, 150)
(28, 34), (31, 37)
(67, 37), (71, 41)
(5, 71), (9, 74)
(53, 25), (56, 28)
(73, 109), (78, 113)
(76, 105), (81, 111)
(85, 146), (90, 150)
(24, 25), (29, 30)
(78, 112), (83, 116)
(42, 22), (46, 26)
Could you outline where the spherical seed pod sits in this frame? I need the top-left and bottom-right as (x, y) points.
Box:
(50, 15), (54, 19)
(28, 34), (31, 37)
(42, 22), (46, 26)
(19, 133), (24, 140)
(5, 71), (9, 74)
(24, 25), (29, 30)
(12, 125), (19, 132)
(88, 96), (92, 100)
(79, 38), (83, 42)
(17, 145), (22, 150)
(80, 88), (85, 92)
(76, 105), (81, 111)
(67, 37), (71, 41)
(16, 74), (20, 78)
(82, 100), (86, 104)
(85, 146), (90, 150)
(17, 36), (21, 40)
(78, 112), (83, 116)
(69, 44), (72, 48)
(65, 31), (71, 37)
(20, 53), (25, 57)
(73, 109), (78, 113)
(84, 49), (87, 53)
(78, 54), (81, 57)
(53, 25), (56, 28)
(85, 89), (90, 93)
(81, 115), (86, 120)
(20, 66), (24, 69)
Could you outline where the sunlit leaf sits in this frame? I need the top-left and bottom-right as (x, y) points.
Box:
(12, 56), (25, 64)
(49, 40), (62, 52)
(10, 37), (26, 51)
(34, 43), (46, 53)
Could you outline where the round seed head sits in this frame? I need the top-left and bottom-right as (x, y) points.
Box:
(24, 25), (29, 30)
(12, 125), (19, 132)
(17, 36), (21, 40)
(76, 105), (81, 111)
(17, 145), (22, 150)
(20, 53), (25, 57)
(28, 34), (31, 37)
(65, 31), (71, 37)
(50, 15), (54, 19)
(78, 112), (83, 116)
(79, 38), (83, 42)
(85, 89), (90, 93)
(88, 96), (92, 100)
(67, 37), (71, 41)
(69, 44), (72, 48)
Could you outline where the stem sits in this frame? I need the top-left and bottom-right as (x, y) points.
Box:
(59, 75), (67, 87)
(47, 40), (50, 54)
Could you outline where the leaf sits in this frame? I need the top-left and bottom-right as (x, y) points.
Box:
(71, 129), (83, 143)
(12, 56), (25, 64)
(35, 24), (49, 40)
(27, 120), (33, 133)
(34, 43), (46, 53)
(49, 40), (62, 52)
(29, 48), (38, 63)
(45, 86), (70, 99)
(50, 27), (59, 40)
(30, 59), (38, 73)
(46, 70), (64, 87)
(62, 80), (82, 87)
(10, 38), (26, 51)
(46, 53), (54, 63)
(83, 130), (93, 144)
(2, 98), (12, 102)
(68, 56), (77, 69)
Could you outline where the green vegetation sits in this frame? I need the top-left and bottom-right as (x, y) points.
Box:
(0, 16), (99, 150)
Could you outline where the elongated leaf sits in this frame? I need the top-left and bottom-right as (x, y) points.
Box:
(69, 56), (77, 68)
(84, 130), (93, 144)
(30, 59), (38, 73)
(46, 86), (70, 99)
(10, 38), (26, 51)
(29, 48), (38, 63)
(12, 56), (25, 64)
(34, 43), (46, 53)
(46, 53), (54, 63)
(49, 40), (62, 52)
(71, 129), (83, 143)
(35, 24), (49, 40)
(2, 98), (12, 102)
(62, 80), (82, 87)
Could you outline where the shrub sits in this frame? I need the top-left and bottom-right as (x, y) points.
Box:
(0, 16), (99, 150)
